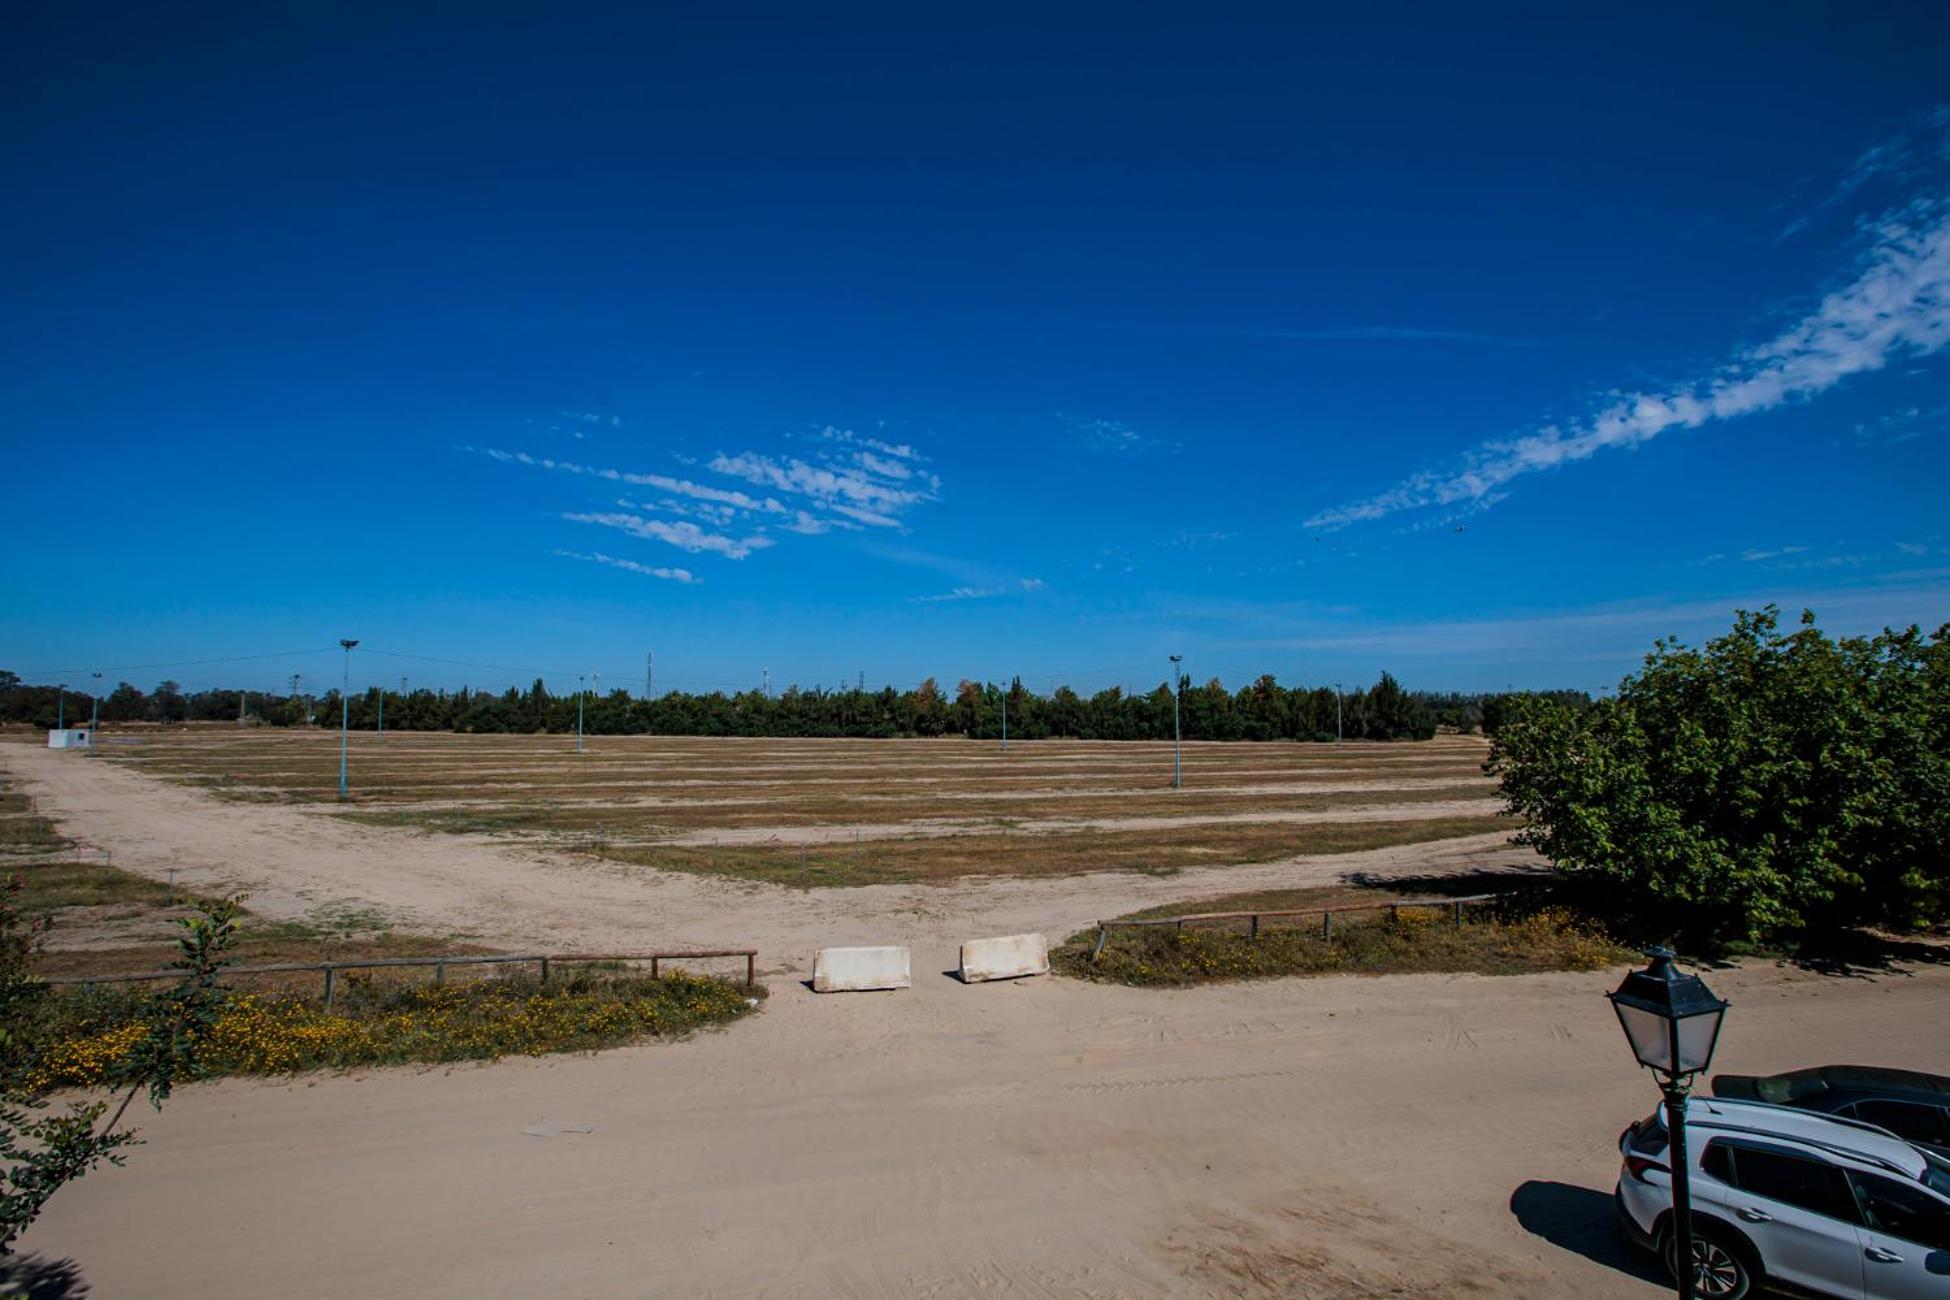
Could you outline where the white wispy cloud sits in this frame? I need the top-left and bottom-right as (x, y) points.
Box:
(1741, 545), (1809, 563)
(815, 424), (925, 463)
(554, 549), (697, 583)
(707, 450), (936, 518)
(1309, 191), (1950, 529)
(469, 447), (786, 515)
(1780, 106), (1950, 241)
(911, 577), (1045, 602)
(471, 421), (943, 573)
(1066, 415), (1180, 457)
(564, 511), (775, 560)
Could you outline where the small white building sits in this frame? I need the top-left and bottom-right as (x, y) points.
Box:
(47, 728), (92, 750)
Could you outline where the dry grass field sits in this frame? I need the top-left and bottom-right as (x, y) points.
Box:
(97, 729), (1511, 885)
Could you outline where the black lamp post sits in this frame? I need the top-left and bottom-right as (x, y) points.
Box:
(1608, 947), (1729, 1300)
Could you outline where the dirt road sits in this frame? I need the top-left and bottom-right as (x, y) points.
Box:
(10, 745), (1947, 1297)
(25, 958), (1950, 1298)
(0, 743), (1530, 972)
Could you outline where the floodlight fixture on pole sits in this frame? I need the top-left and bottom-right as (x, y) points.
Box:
(1169, 655), (1184, 789)
(1608, 948), (1729, 1300)
(338, 639), (359, 800)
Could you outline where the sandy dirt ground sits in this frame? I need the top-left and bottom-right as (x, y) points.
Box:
(9, 745), (1949, 1298)
(0, 744), (1528, 968)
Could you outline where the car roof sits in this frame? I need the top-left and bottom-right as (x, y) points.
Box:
(1755, 1065), (1950, 1101)
(1687, 1097), (1931, 1181)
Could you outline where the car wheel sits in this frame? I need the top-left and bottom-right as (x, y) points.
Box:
(1663, 1227), (1755, 1300)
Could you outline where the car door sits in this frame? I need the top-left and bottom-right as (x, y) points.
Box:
(1720, 1142), (1866, 1299)
(1845, 1170), (1950, 1300)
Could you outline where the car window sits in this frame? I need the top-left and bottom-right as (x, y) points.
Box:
(1849, 1099), (1950, 1146)
(1700, 1140), (1734, 1183)
(1848, 1171), (1950, 1250)
(1728, 1147), (1857, 1221)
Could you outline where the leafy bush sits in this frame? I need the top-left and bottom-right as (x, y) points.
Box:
(1055, 905), (1630, 987)
(1489, 608), (1950, 950)
(2, 882), (239, 1254)
(24, 971), (760, 1089)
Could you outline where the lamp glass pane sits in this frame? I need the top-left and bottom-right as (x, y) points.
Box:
(1675, 1007), (1724, 1075)
(1614, 1001), (1674, 1072)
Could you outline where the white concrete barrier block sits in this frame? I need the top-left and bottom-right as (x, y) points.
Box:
(958, 932), (1050, 983)
(812, 945), (911, 992)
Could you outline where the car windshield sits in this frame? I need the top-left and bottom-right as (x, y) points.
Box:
(1921, 1149), (1950, 1198)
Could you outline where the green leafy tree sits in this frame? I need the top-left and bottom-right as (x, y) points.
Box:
(1489, 608), (1950, 950)
(0, 884), (241, 1254)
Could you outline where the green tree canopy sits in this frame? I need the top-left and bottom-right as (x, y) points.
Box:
(1489, 608), (1950, 950)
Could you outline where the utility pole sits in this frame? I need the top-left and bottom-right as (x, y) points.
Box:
(90, 671), (102, 748)
(762, 667), (770, 698)
(645, 650), (653, 699)
(376, 683), (384, 737)
(1335, 682), (1344, 745)
(1170, 655), (1184, 789)
(56, 684), (65, 731)
(576, 674), (586, 754)
(857, 669), (864, 692)
(1000, 679), (1008, 753)
(237, 686), (247, 725)
(338, 639), (359, 799)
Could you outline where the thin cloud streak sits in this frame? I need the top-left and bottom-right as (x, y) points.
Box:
(1308, 193), (1950, 529)
(554, 549), (697, 583)
(564, 511), (774, 560)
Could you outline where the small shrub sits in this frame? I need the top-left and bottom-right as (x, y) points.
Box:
(1054, 904), (1631, 988)
(24, 971), (761, 1088)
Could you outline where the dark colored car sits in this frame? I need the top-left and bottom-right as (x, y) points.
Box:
(1712, 1066), (1950, 1159)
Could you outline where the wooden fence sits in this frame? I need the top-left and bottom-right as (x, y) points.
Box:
(46, 949), (759, 1011)
(1087, 893), (1500, 961)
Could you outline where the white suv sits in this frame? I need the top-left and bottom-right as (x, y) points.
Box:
(1616, 1096), (1950, 1299)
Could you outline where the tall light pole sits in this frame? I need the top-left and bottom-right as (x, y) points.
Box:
(338, 639), (359, 800)
(375, 684), (384, 737)
(1609, 949), (1729, 1300)
(1169, 654), (1184, 790)
(1000, 678), (1008, 753)
(576, 674), (586, 754)
(56, 684), (65, 731)
(1334, 681), (1344, 745)
(90, 671), (102, 748)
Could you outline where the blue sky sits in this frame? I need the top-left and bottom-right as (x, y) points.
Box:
(4, 5), (1949, 698)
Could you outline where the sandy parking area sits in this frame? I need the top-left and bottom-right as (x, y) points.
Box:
(8, 744), (1947, 1298)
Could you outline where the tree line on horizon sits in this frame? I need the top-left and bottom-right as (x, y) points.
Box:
(0, 669), (1587, 742)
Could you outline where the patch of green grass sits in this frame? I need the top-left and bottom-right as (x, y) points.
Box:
(22, 970), (765, 1086)
(1055, 897), (1633, 986)
(594, 815), (1516, 887)
(12, 859), (173, 911)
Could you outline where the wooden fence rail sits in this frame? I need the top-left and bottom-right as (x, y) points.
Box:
(1088, 893), (1500, 962)
(46, 949), (759, 1012)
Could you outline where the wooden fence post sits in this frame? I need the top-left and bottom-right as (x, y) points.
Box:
(651, 956), (660, 980)
(1453, 900), (1463, 929)
(1249, 914), (1260, 940)
(323, 967), (336, 1012)
(1089, 925), (1110, 962)
(1322, 911), (1333, 940)
(540, 957), (550, 983)
(746, 952), (755, 987)
(435, 962), (445, 985)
